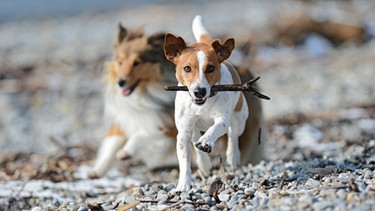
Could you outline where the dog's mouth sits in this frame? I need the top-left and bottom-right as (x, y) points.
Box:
(192, 97), (207, 105)
(122, 80), (140, 96)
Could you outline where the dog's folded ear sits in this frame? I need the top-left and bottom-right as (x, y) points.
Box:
(163, 33), (187, 62)
(211, 38), (235, 63)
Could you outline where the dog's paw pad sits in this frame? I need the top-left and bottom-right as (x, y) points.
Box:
(195, 142), (212, 153)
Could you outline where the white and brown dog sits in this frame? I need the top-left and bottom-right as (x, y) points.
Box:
(164, 15), (250, 191)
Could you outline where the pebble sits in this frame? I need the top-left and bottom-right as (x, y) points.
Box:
(180, 204), (195, 211)
(124, 195), (136, 204)
(164, 183), (175, 192)
(156, 190), (168, 200)
(77, 207), (90, 211)
(305, 178), (321, 188)
(180, 192), (191, 200)
(244, 187), (255, 196)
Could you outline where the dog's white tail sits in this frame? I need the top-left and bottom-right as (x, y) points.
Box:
(192, 15), (210, 42)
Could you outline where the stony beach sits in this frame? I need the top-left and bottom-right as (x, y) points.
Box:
(1, 1), (375, 210)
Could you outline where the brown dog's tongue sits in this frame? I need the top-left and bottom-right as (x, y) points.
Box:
(122, 88), (132, 96)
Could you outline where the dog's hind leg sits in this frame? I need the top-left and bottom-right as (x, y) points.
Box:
(226, 126), (241, 170)
(227, 103), (248, 169)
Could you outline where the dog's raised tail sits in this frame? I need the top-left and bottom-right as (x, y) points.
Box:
(192, 15), (212, 44)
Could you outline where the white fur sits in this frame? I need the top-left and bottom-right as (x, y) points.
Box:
(174, 63), (248, 192)
(90, 81), (177, 177)
(89, 135), (125, 177)
(188, 51), (211, 100)
(192, 15), (209, 42)
(173, 15), (249, 192)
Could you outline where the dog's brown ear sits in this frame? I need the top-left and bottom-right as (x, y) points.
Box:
(164, 33), (186, 62)
(116, 22), (127, 45)
(211, 38), (235, 63)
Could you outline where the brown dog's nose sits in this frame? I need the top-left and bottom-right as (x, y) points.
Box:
(194, 87), (207, 98)
(118, 78), (126, 87)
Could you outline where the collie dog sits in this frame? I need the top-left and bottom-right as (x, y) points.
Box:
(88, 24), (178, 178)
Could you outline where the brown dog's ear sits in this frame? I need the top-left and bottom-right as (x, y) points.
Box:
(211, 38), (235, 63)
(116, 22), (127, 45)
(164, 33), (186, 62)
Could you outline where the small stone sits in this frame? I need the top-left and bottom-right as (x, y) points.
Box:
(192, 193), (202, 200)
(171, 195), (180, 201)
(180, 192), (191, 200)
(181, 203), (195, 211)
(157, 199), (167, 205)
(31, 207), (42, 211)
(252, 182), (260, 189)
(77, 207), (90, 211)
(156, 190), (168, 200)
(312, 200), (334, 210)
(305, 178), (321, 189)
(357, 182), (367, 192)
(218, 193), (230, 202)
(132, 187), (144, 197)
(254, 190), (267, 199)
(228, 199), (238, 209)
(260, 198), (269, 206)
(245, 172), (252, 181)
(164, 183), (175, 192)
(67, 204), (79, 210)
(124, 195), (136, 204)
(101, 201), (117, 210)
(244, 187), (255, 196)
(336, 189), (347, 199)
(152, 183), (163, 191)
(144, 190), (157, 195)
(204, 196), (212, 204)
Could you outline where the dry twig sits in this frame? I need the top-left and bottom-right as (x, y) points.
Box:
(164, 76), (270, 100)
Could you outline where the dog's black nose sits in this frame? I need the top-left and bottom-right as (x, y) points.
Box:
(118, 78), (126, 87)
(194, 87), (207, 98)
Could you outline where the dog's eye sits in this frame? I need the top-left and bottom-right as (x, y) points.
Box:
(184, 66), (191, 72)
(206, 65), (215, 73)
(133, 60), (141, 67)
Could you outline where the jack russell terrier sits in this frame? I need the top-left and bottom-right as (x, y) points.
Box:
(164, 15), (249, 192)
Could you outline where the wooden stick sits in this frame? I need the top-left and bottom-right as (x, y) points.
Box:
(164, 76), (270, 100)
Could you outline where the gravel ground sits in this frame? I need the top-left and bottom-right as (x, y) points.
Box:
(1, 0), (375, 210)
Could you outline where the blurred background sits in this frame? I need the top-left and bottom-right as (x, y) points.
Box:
(0, 0), (374, 158)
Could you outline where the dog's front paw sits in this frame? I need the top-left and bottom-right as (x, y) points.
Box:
(87, 170), (100, 179)
(116, 150), (132, 160)
(195, 141), (212, 153)
(173, 183), (192, 194)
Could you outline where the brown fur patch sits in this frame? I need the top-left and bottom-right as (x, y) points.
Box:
(236, 66), (265, 164)
(200, 34), (212, 45)
(224, 61), (244, 112)
(174, 43), (221, 88)
(108, 31), (175, 94)
(107, 124), (125, 137)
